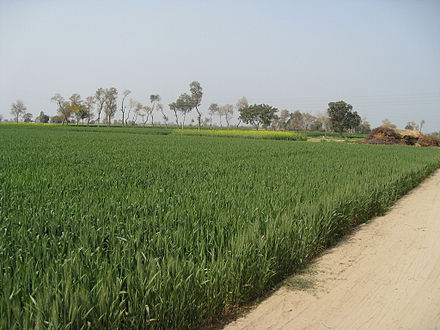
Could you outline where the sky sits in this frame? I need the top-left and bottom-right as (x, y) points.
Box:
(0, 0), (439, 131)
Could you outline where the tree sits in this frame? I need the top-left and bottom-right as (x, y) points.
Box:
(278, 109), (290, 130)
(236, 97), (248, 127)
(302, 112), (317, 130)
(189, 81), (203, 129)
(208, 103), (219, 127)
(95, 88), (106, 127)
(327, 101), (361, 137)
(354, 117), (371, 134)
(169, 102), (179, 127)
(120, 90), (131, 127)
(50, 115), (64, 123)
(104, 88), (118, 126)
(272, 114), (280, 130)
(51, 94), (71, 125)
(316, 112), (330, 131)
(149, 94), (161, 127)
(221, 104), (234, 128)
(23, 113), (33, 123)
(10, 100), (27, 123)
(0, 114), (3, 122)
(173, 93), (194, 128)
(134, 102), (144, 125)
(125, 99), (137, 125)
(238, 104), (278, 129)
(84, 96), (95, 125)
(157, 103), (168, 127)
(36, 111), (50, 123)
(287, 110), (304, 130)
(143, 105), (153, 126)
(69, 93), (87, 125)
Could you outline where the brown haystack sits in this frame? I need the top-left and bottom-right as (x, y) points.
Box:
(418, 135), (440, 147)
(364, 126), (439, 147)
(364, 127), (402, 145)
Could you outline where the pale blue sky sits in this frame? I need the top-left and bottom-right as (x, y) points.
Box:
(1, 0), (439, 131)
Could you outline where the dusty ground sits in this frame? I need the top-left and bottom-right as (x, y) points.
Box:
(225, 170), (440, 330)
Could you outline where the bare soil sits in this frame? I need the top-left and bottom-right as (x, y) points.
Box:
(225, 169), (440, 330)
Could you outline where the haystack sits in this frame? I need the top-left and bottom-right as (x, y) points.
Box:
(364, 127), (402, 145)
(364, 126), (439, 147)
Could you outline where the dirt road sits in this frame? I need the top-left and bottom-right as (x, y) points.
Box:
(226, 170), (440, 330)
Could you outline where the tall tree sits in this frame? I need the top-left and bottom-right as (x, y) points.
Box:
(316, 112), (330, 131)
(104, 88), (118, 126)
(236, 97), (248, 127)
(169, 102), (179, 127)
(51, 94), (71, 125)
(69, 93), (86, 125)
(221, 104), (234, 128)
(157, 103), (168, 127)
(327, 101), (361, 137)
(288, 110), (304, 130)
(278, 109), (290, 130)
(238, 104), (278, 129)
(302, 112), (317, 130)
(208, 103), (219, 128)
(10, 100), (27, 123)
(173, 93), (193, 129)
(149, 94), (161, 127)
(95, 88), (106, 127)
(125, 99), (137, 125)
(120, 90), (131, 127)
(134, 102), (143, 125)
(84, 96), (95, 125)
(189, 81), (203, 130)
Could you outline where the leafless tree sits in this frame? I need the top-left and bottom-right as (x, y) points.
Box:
(10, 99), (27, 123)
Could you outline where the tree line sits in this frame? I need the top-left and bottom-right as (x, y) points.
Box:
(8, 81), (373, 136)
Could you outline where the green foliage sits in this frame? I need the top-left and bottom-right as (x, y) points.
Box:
(238, 104), (278, 129)
(1, 125), (440, 328)
(327, 101), (361, 137)
(36, 111), (50, 124)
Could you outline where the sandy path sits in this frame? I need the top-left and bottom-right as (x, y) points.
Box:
(225, 170), (440, 330)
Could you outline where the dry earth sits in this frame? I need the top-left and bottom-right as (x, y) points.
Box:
(225, 169), (440, 330)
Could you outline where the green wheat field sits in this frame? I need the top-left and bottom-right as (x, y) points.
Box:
(1, 124), (439, 328)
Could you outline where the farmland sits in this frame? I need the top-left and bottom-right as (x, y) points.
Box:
(1, 125), (440, 329)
